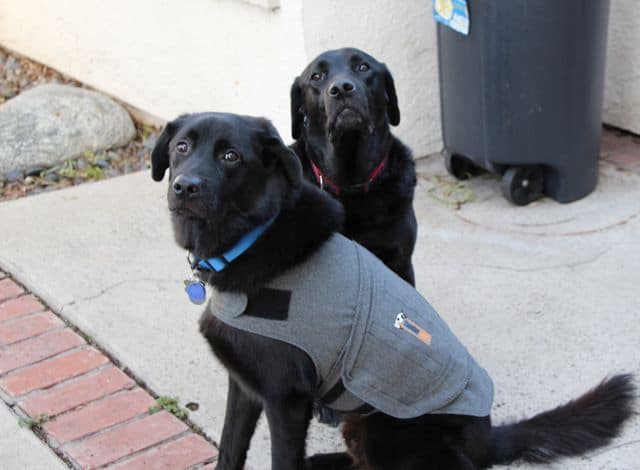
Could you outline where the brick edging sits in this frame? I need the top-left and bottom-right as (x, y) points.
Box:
(0, 274), (218, 469)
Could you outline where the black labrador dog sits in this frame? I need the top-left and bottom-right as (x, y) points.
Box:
(290, 48), (417, 285)
(151, 113), (634, 470)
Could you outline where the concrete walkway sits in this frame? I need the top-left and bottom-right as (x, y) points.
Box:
(0, 399), (67, 469)
(0, 141), (639, 468)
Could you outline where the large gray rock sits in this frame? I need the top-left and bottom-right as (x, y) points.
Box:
(0, 84), (135, 174)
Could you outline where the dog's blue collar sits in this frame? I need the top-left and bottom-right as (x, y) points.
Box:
(188, 212), (279, 273)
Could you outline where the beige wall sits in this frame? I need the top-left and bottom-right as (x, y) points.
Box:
(603, 0), (640, 134)
(0, 0), (308, 138)
(0, 0), (639, 159)
(301, 0), (441, 156)
(0, 0), (441, 156)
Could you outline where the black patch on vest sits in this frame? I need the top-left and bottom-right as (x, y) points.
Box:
(244, 288), (291, 320)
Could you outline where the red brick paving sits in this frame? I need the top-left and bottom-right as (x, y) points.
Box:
(18, 366), (135, 417)
(65, 411), (189, 468)
(0, 278), (24, 300)
(43, 388), (157, 445)
(0, 310), (63, 346)
(0, 347), (109, 397)
(601, 128), (640, 173)
(109, 433), (218, 469)
(0, 328), (85, 375)
(0, 271), (218, 468)
(0, 294), (44, 322)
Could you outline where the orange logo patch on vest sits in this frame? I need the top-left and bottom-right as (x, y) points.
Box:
(394, 312), (432, 345)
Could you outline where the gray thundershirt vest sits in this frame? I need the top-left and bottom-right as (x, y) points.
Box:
(208, 234), (493, 419)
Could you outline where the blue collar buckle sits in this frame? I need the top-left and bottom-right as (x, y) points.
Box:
(183, 212), (279, 304)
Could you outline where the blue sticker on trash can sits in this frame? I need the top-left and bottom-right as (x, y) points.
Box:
(433, 0), (469, 35)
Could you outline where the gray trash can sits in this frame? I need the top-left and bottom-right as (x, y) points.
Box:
(437, 0), (611, 205)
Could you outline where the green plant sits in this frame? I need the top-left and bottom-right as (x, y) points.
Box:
(426, 175), (475, 209)
(41, 165), (60, 176)
(85, 166), (104, 180)
(19, 414), (49, 429)
(140, 124), (155, 140)
(85, 150), (109, 166)
(149, 396), (188, 419)
(57, 160), (77, 179)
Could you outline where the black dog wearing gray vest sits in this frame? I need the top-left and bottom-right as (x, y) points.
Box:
(151, 112), (635, 470)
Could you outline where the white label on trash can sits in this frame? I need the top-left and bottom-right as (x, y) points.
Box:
(433, 0), (470, 35)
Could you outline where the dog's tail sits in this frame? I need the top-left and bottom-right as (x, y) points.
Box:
(488, 374), (636, 465)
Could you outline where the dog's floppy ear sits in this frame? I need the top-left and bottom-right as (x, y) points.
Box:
(151, 115), (187, 181)
(290, 77), (305, 140)
(382, 64), (400, 126)
(260, 119), (302, 188)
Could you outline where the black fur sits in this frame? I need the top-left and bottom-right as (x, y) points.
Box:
(489, 374), (636, 465)
(290, 48), (417, 285)
(152, 113), (635, 470)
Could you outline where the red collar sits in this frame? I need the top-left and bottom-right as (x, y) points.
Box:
(309, 154), (389, 196)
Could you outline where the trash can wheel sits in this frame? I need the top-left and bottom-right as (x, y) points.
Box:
(501, 166), (544, 206)
(444, 152), (483, 180)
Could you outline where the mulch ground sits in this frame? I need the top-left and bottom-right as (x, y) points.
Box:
(0, 46), (161, 202)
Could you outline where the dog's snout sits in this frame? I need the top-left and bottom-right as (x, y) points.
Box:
(328, 79), (356, 98)
(172, 174), (204, 197)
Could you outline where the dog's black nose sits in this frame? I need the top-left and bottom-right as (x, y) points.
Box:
(172, 175), (203, 197)
(328, 79), (356, 97)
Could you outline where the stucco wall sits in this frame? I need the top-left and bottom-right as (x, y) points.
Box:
(603, 0), (640, 134)
(0, 0), (639, 159)
(0, 0), (441, 156)
(301, 0), (441, 157)
(0, 0), (307, 138)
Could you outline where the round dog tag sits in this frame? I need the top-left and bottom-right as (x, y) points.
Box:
(185, 279), (206, 304)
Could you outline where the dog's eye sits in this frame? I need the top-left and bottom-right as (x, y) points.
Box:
(357, 63), (370, 72)
(221, 150), (240, 163)
(311, 72), (323, 81)
(175, 140), (190, 153)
